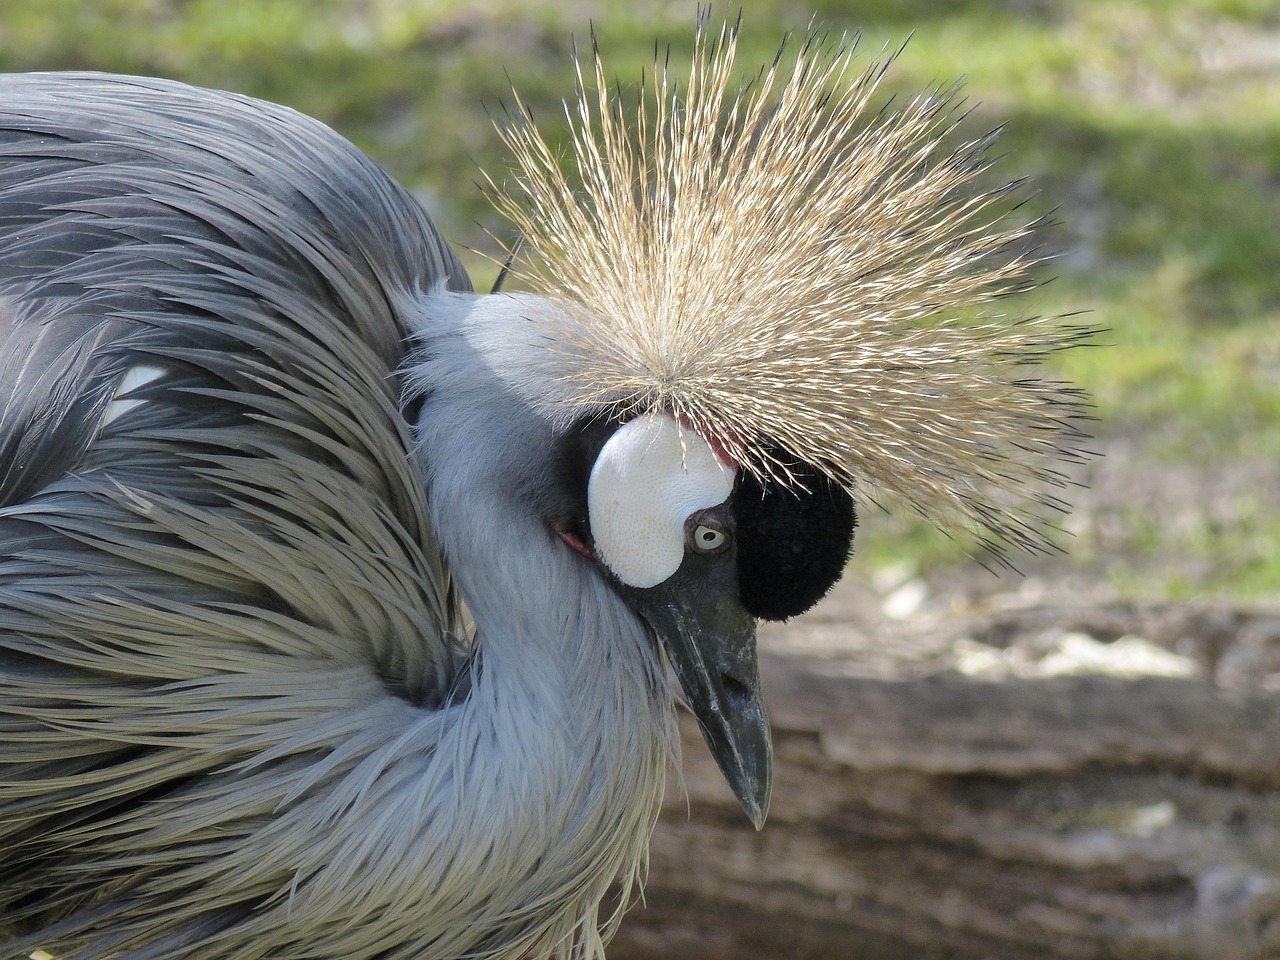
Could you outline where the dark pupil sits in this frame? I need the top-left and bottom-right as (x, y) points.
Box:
(701, 530), (715, 542)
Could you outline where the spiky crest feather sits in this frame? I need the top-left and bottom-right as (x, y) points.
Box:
(485, 15), (1093, 559)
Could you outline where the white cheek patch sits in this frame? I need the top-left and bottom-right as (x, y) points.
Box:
(588, 412), (736, 588)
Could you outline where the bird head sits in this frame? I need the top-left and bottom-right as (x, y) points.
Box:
(412, 14), (1091, 827)
(559, 406), (855, 829)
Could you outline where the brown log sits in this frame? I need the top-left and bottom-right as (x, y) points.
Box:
(609, 590), (1280, 959)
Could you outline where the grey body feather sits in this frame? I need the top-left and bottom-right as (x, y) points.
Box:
(0, 74), (670, 959)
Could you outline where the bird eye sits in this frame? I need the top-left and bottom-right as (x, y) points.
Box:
(689, 524), (728, 553)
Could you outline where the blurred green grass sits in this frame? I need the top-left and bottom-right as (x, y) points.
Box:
(3, 0), (1277, 601)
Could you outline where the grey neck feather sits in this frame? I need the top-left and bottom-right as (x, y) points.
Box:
(391, 287), (674, 959)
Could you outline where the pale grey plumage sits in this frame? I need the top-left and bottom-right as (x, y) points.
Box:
(0, 73), (670, 959)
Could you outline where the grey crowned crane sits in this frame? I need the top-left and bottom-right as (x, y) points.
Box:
(0, 16), (1090, 960)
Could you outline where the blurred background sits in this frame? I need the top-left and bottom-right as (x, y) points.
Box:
(2, 0), (1276, 604)
(4, 2), (1279, 957)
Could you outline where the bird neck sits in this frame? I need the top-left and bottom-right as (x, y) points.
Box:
(447, 495), (668, 747)
(395, 288), (675, 954)
(422, 480), (673, 954)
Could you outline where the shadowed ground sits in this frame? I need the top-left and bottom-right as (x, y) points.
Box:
(613, 574), (1280, 959)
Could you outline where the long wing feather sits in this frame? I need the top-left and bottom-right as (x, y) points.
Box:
(0, 72), (471, 950)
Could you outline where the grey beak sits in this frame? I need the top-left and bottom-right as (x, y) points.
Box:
(629, 556), (772, 829)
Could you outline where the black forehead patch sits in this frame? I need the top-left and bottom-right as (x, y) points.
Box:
(731, 460), (856, 621)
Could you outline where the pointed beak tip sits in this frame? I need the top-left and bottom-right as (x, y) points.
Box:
(729, 766), (771, 831)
